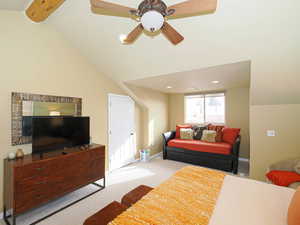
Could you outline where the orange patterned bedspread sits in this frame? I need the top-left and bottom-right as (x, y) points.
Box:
(109, 166), (226, 225)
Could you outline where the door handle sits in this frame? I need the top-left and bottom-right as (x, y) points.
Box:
(130, 133), (134, 135)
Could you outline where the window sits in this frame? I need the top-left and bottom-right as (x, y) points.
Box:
(185, 93), (225, 124)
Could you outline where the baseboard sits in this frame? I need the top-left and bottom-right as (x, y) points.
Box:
(132, 151), (163, 163)
(239, 157), (250, 162)
(150, 151), (162, 160)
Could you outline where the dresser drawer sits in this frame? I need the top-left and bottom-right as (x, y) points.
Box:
(14, 175), (71, 214)
(15, 175), (65, 194)
(14, 188), (52, 214)
(7, 145), (106, 215)
(86, 147), (105, 160)
(14, 160), (56, 181)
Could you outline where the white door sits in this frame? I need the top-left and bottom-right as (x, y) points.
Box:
(108, 94), (136, 171)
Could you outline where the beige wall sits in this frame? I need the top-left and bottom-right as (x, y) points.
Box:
(226, 88), (250, 159)
(168, 94), (185, 131)
(126, 85), (169, 156)
(250, 105), (300, 180)
(46, 0), (300, 182)
(0, 11), (139, 212)
(168, 87), (250, 158)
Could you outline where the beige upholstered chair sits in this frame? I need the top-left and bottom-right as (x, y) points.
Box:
(267, 158), (300, 189)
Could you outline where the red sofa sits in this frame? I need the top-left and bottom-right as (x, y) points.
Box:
(168, 139), (232, 155)
(162, 126), (241, 174)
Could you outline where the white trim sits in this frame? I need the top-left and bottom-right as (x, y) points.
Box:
(150, 151), (163, 160)
(108, 93), (134, 102)
(184, 93), (226, 124)
(131, 151), (163, 164)
(239, 157), (250, 162)
(0, 211), (3, 219)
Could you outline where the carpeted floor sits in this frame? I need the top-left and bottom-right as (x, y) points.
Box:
(1, 155), (249, 225)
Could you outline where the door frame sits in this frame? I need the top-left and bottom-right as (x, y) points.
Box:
(107, 93), (136, 171)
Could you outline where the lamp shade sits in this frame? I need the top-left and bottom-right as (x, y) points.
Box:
(141, 10), (164, 32)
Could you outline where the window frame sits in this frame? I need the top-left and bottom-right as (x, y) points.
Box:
(184, 92), (226, 125)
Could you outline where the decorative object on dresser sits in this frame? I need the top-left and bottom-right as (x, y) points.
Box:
(15, 149), (24, 159)
(8, 152), (16, 160)
(3, 144), (106, 225)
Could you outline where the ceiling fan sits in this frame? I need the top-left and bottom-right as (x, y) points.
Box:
(90, 0), (217, 45)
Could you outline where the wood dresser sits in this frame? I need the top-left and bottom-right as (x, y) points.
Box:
(3, 144), (105, 225)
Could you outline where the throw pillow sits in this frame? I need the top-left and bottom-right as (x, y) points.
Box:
(266, 170), (300, 187)
(222, 128), (240, 145)
(180, 128), (194, 140)
(175, 124), (192, 139)
(288, 187), (300, 225)
(192, 126), (207, 140)
(201, 130), (217, 143)
(208, 125), (225, 142)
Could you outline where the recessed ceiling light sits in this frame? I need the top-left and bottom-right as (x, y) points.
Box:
(211, 80), (220, 84)
(166, 86), (172, 89)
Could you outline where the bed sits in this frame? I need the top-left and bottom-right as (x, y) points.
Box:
(109, 166), (297, 225)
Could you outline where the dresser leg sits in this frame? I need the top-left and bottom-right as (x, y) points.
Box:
(12, 215), (16, 225)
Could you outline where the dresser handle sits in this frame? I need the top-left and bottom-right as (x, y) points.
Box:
(35, 167), (44, 171)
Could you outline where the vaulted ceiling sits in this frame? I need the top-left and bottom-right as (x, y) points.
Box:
(45, 0), (253, 82)
(0, 0), (30, 11)
(1, 0), (300, 105)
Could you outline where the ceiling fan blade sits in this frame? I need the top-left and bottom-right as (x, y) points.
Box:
(161, 22), (184, 45)
(123, 24), (144, 44)
(90, 0), (136, 16)
(167, 0), (217, 17)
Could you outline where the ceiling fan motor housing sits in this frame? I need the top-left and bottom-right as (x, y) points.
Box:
(132, 0), (174, 17)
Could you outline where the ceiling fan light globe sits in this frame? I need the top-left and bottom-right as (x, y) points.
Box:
(141, 10), (164, 32)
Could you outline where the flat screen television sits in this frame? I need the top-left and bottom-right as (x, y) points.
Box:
(32, 116), (90, 154)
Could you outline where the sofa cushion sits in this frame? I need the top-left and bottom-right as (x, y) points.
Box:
(222, 128), (240, 145)
(176, 124), (192, 138)
(266, 170), (300, 187)
(180, 128), (194, 140)
(208, 125), (225, 142)
(192, 125), (207, 140)
(201, 130), (217, 143)
(168, 139), (232, 155)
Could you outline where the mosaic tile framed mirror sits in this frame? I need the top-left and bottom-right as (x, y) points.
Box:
(11, 92), (82, 146)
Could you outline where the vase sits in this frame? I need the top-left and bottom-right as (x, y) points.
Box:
(16, 149), (24, 158)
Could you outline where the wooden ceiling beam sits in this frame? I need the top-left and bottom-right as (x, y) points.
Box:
(26, 0), (65, 22)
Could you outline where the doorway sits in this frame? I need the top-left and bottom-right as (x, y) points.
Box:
(108, 94), (136, 171)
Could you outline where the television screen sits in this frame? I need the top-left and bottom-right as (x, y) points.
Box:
(32, 117), (90, 153)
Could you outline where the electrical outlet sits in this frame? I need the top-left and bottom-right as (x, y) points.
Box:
(267, 130), (276, 137)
